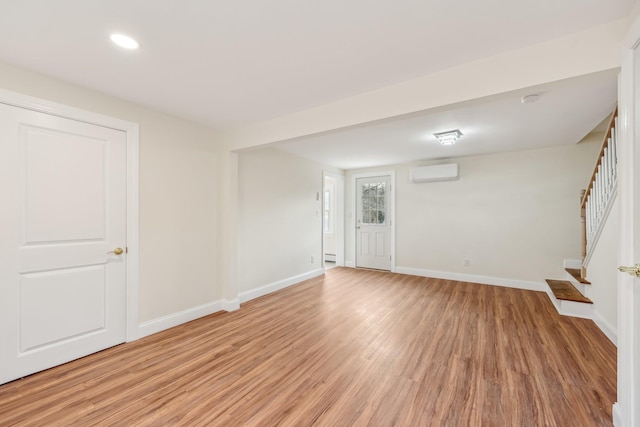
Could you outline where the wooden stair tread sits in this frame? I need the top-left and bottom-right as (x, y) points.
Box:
(545, 279), (592, 304)
(565, 268), (591, 284)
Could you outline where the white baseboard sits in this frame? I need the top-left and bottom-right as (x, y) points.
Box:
(239, 268), (324, 304)
(592, 309), (617, 345)
(138, 301), (223, 339)
(612, 402), (622, 427)
(221, 298), (240, 312)
(345, 260), (355, 268)
(395, 266), (546, 292)
(137, 269), (324, 339)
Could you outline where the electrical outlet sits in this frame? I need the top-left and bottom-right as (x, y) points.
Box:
(463, 259), (470, 267)
(311, 255), (315, 264)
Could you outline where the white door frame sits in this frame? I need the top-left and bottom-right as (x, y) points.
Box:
(323, 171), (345, 268)
(0, 88), (140, 342)
(615, 15), (640, 427)
(350, 170), (396, 272)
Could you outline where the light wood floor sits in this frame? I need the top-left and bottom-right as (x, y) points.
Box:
(0, 268), (616, 426)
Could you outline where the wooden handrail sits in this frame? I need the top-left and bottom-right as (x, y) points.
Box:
(580, 107), (618, 209)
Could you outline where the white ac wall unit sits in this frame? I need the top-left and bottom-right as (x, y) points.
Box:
(410, 163), (459, 183)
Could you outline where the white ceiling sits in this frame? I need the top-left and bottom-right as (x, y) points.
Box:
(0, 0), (632, 130)
(273, 70), (618, 169)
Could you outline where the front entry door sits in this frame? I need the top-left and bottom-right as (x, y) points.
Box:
(356, 176), (391, 270)
(0, 103), (127, 385)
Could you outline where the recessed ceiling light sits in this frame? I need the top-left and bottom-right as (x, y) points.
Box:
(110, 33), (139, 50)
(521, 94), (540, 104)
(434, 129), (463, 146)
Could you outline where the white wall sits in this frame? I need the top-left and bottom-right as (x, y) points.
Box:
(0, 61), (220, 323)
(346, 139), (601, 284)
(585, 196), (619, 335)
(237, 148), (328, 294)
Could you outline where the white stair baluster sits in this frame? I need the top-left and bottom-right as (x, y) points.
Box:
(583, 110), (618, 261)
(602, 147), (608, 197)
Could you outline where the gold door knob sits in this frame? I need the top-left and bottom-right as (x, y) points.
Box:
(108, 247), (124, 255)
(618, 264), (640, 277)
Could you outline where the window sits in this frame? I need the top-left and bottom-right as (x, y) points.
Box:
(361, 182), (385, 225)
(324, 189), (332, 233)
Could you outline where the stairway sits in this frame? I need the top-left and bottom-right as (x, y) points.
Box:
(545, 265), (592, 319)
(565, 268), (591, 285)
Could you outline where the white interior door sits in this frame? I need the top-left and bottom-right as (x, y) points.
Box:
(616, 19), (640, 426)
(0, 103), (127, 385)
(356, 176), (391, 270)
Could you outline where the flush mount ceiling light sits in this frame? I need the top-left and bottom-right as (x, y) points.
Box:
(110, 33), (139, 50)
(521, 94), (540, 104)
(434, 129), (463, 146)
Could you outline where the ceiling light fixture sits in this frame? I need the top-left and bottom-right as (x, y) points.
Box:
(110, 33), (139, 50)
(434, 129), (463, 146)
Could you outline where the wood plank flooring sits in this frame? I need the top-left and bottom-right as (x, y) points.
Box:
(0, 268), (616, 426)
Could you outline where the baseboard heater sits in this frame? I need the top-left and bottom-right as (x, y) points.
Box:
(325, 254), (336, 262)
(410, 163), (459, 183)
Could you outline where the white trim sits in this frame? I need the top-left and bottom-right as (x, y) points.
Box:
(221, 299), (240, 312)
(0, 88), (140, 343)
(395, 266), (546, 292)
(613, 402), (622, 427)
(592, 309), (618, 345)
(239, 268), (324, 303)
(584, 188), (618, 267)
(323, 171), (345, 268)
(351, 170), (396, 272)
(138, 301), (223, 339)
(345, 260), (355, 268)
(0, 88), (137, 132)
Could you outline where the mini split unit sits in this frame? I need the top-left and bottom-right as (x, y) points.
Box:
(409, 163), (459, 183)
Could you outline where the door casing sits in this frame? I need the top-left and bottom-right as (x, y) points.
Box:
(350, 171), (396, 272)
(323, 171), (345, 268)
(0, 88), (140, 342)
